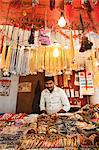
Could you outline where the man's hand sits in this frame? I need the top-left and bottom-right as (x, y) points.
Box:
(57, 109), (66, 113)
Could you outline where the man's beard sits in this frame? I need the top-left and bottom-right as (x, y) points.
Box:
(48, 87), (54, 93)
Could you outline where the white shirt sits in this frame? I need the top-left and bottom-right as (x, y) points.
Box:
(40, 86), (70, 115)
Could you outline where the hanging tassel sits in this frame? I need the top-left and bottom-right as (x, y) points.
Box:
(28, 28), (35, 44)
(50, 0), (55, 10)
(69, 30), (75, 60)
(1, 44), (6, 69)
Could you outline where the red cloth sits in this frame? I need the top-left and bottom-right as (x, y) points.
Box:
(92, 2), (99, 22)
(65, 4), (72, 24)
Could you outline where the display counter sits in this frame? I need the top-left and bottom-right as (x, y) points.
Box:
(0, 104), (98, 150)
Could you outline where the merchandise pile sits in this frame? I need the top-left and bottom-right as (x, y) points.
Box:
(0, 105), (98, 149)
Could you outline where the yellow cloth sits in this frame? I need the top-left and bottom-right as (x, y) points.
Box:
(49, 47), (57, 75)
(57, 47), (62, 74)
(37, 46), (45, 72)
(63, 73), (68, 87)
(63, 48), (67, 70)
(68, 30), (75, 69)
(45, 46), (50, 75)
(4, 45), (12, 72)
(65, 49), (71, 70)
(41, 46), (45, 70)
(49, 46), (53, 75)
(29, 48), (37, 74)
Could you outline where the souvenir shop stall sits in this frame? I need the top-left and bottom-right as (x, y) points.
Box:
(0, 0), (99, 149)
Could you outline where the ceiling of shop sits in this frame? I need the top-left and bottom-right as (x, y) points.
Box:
(0, 0), (99, 33)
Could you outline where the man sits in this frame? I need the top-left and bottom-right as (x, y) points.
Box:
(40, 76), (70, 115)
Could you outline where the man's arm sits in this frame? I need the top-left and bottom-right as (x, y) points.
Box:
(58, 89), (70, 113)
(40, 91), (46, 114)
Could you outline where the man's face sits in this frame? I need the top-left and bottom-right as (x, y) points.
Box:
(45, 80), (54, 92)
